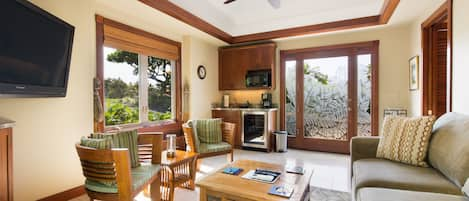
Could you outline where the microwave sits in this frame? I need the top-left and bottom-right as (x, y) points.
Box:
(245, 70), (271, 88)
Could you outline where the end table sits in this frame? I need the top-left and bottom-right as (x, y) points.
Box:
(161, 150), (198, 201)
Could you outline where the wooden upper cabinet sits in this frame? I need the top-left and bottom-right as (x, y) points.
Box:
(248, 44), (276, 70)
(219, 42), (276, 90)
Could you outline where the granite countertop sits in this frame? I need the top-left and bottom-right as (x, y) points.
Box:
(0, 117), (15, 129)
(211, 107), (278, 111)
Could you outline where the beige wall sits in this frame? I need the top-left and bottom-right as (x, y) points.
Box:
(0, 0), (95, 200)
(0, 0), (222, 200)
(452, 0), (469, 114)
(273, 24), (413, 130)
(183, 36), (222, 119)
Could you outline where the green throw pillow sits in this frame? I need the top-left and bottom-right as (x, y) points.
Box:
(91, 130), (140, 168)
(80, 137), (112, 149)
(194, 118), (222, 144)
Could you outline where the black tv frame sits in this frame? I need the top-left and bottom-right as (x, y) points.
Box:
(0, 0), (75, 98)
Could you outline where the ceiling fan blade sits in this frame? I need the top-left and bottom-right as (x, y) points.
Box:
(224, 0), (236, 4)
(268, 0), (280, 9)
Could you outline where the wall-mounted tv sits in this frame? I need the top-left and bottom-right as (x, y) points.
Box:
(0, 0), (75, 97)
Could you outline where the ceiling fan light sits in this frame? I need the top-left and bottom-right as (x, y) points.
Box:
(268, 0), (280, 9)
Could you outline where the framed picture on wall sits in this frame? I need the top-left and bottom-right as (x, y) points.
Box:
(409, 56), (419, 91)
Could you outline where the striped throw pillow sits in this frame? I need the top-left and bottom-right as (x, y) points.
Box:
(195, 118), (222, 144)
(376, 116), (436, 167)
(91, 130), (140, 168)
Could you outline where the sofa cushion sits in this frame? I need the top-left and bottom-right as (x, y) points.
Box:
(376, 116), (436, 167)
(428, 112), (469, 188)
(85, 163), (160, 193)
(194, 118), (223, 144)
(357, 188), (468, 201)
(353, 158), (461, 195)
(198, 142), (232, 154)
(91, 131), (140, 168)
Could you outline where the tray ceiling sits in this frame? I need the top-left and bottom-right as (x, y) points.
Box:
(169, 0), (385, 36)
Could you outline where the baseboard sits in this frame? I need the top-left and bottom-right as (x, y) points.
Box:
(37, 185), (86, 201)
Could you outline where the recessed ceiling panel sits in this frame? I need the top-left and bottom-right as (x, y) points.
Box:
(169, 0), (385, 36)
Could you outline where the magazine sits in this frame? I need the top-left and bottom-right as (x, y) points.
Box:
(241, 168), (281, 183)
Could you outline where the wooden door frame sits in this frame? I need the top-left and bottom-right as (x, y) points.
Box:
(280, 41), (379, 154)
(421, 0), (453, 115)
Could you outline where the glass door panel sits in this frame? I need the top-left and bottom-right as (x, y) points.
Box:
(303, 56), (349, 140)
(357, 54), (372, 136)
(285, 60), (297, 136)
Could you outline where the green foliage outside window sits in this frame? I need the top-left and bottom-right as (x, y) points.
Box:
(104, 49), (173, 126)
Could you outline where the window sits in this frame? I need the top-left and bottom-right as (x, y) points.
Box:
(103, 48), (176, 126)
(95, 16), (181, 130)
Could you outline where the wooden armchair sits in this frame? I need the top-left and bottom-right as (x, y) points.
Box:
(183, 122), (235, 165)
(76, 132), (163, 201)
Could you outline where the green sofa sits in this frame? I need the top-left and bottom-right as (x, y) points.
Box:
(351, 112), (469, 201)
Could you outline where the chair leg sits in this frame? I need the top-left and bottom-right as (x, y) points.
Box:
(196, 159), (202, 171)
(150, 171), (161, 201)
(227, 151), (234, 162)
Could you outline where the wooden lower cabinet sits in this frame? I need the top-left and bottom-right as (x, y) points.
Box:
(212, 110), (242, 148)
(0, 127), (13, 201)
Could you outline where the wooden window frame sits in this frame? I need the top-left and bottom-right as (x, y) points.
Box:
(280, 41), (379, 153)
(95, 15), (182, 133)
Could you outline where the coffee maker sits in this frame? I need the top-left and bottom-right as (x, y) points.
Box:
(261, 93), (272, 108)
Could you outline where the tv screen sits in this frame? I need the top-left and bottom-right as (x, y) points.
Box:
(0, 0), (74, 97)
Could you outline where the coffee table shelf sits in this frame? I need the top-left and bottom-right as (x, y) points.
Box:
(161, 150), (198, 201)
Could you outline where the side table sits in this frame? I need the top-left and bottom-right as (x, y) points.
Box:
(161, 150), (198, 201)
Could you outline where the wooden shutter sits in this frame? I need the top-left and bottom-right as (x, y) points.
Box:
(100, 16), (180, 61)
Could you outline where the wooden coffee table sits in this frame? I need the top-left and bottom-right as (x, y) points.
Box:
(160, 150), (198, 201)
(197, 160), (313, 201)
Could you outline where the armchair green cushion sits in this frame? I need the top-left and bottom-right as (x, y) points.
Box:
(85, 163), (161, 193)
(80, 137), (112, 149)
(192, 118), (223, 144)
(199, 142), (232, 154)
(91, 130), (140, 168)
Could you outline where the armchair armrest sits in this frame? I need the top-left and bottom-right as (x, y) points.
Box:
(350, 136), (380, 164)
(182, 124), (198, 152)
(138, 132), (163, 164)
(221, 122), (235, 146)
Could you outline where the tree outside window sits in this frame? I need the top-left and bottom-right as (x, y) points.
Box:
(103, 47), (174, 126)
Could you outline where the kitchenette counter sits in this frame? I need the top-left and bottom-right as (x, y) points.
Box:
(211, 107), (278, 112)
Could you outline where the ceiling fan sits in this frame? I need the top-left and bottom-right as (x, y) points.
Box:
(224, 0), (281, 9)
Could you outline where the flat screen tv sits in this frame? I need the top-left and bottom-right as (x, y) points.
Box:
(0, 0), (75, 97)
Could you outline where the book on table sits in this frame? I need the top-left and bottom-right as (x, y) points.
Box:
(222, 167), (243, 175)
(285, 165), (305, 175)
(268, 184), (295, 198)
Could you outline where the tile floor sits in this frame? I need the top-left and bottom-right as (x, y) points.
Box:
(72, 148), (350, 201)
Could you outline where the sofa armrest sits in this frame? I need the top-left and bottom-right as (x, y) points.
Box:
(350, 136), (380, 165)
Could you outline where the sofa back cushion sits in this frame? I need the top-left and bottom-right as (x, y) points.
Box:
(429, 112), (469, 188)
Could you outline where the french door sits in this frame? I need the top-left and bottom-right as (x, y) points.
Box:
(280, 41), (379, 153)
